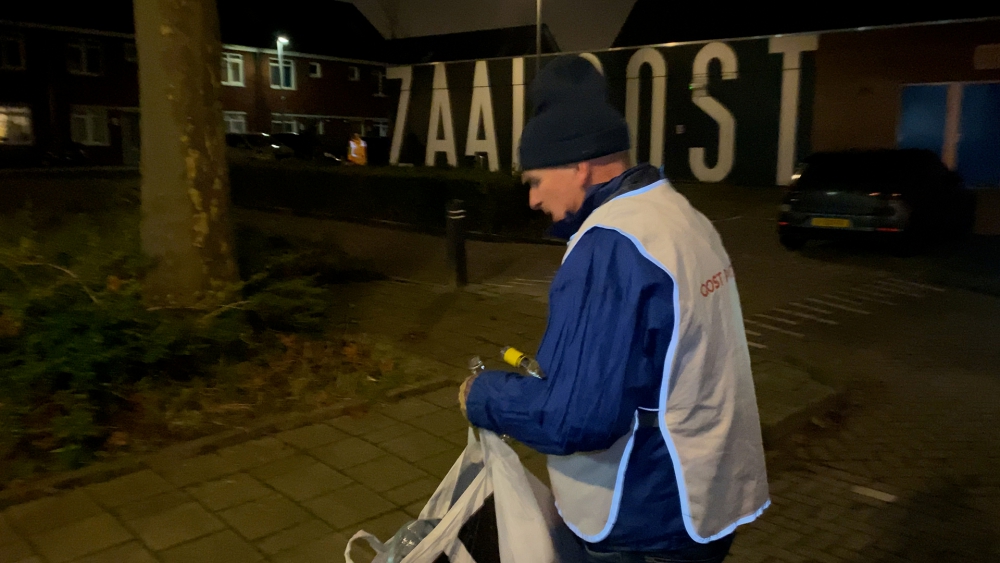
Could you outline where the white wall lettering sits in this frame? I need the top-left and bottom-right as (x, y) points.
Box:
(426, 62), (457, 166)
(512, 57), (525, 171)
(769, 35), (819, 185)
(579, 52), (604, 75)
(689, 42), (738, 183)
(387, 65), (412, 165)
(625, 47), (667, 167)
(465, 60), (500, 171)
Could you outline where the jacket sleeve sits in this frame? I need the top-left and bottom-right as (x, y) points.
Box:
(464, 227), (676, 456)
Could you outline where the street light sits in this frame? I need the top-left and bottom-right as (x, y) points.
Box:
(535, 0), (542, 70)
(276, 35), (289, 132)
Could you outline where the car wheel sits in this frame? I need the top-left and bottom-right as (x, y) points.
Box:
(780, 232), (808, 251)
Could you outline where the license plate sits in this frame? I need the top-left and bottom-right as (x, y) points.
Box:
(811, 217), (851, 228)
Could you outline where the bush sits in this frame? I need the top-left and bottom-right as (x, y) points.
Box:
(229, 162), (549, 238)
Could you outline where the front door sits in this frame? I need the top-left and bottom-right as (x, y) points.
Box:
(121, 111), (140, 167)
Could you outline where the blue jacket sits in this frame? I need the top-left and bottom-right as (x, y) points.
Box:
(465, 165), (705, 552)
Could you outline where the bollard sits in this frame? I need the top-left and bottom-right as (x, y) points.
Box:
(446, 199), (469, 287)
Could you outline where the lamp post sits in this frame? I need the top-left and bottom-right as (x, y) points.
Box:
(535, 0), (542, 71)
(277, 35), (289, 131)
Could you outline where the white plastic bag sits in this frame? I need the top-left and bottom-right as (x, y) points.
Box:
(346, 429), (582, 563)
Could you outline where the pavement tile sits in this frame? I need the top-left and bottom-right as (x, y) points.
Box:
(265, 461), (353, 501)
(219, 494), (311, 540)
(84, 470), (174, 508)
(0, 538), (35, 562)
(3, 491), (103, 537)
(113, 490), (192, 522)
(309, 437), (385, 470)
(303, 484), (395, 530)
(382, 477), (440, 507)
(216, 437), (296, 470)
(407, 409), (469, 437)
(185, 472), (272, 511)
(127, 501), (225, 551)
(0, 512), (21, 545)
(327, 412), (397, 436)
(254, 519), (333, 555)
(359, 421), (422, 445)
(420, 388), (465, 410)
(159, 530), (263, 563)
(414, 447), (466, 479)
(272, 532), (350, 563)
(30, 513), (132, 563)
(403, 500), (425, 518)
(154, 453), (241, 487)
(378, 429), (454, 462)
(69, 540), (158, 563)
(355, 510), (411, 544)
(277, 423), (350, 450)
(246, 454), (317, 482)
(443, 428), (473, 446)
(342, 455), (428, 493)
(377, 397), (442, 421)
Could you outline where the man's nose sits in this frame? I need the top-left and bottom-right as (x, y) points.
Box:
(528, 189), (542, 210)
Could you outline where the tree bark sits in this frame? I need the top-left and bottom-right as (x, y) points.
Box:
(133, 0), (238, 308)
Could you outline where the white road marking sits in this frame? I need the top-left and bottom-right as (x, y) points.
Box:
(744, 319), (805, 338)
(773, 307), (839, 325)
(755, 313), (799, 326)
(851, 486), (898, 503)
(745, 329), (763, 337)
(871, 281), (923, 297)
(788, 302), (834, 315)
(747, 341), (768, 349)
(838, 289), (897, 306)
(889, 278), (946, 292)
(805, 298), (871, 314)
(823, 293), (868, 306)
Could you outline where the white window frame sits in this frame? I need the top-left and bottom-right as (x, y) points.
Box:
(373, 69), (387, 97)
(269, 58), (296, 90)
(309, 62), (321, 78)
(221, 52), (244, 86)
(223, 111), (247, 134)
(0, 36), (26, 71)
(348, 66), (360, 82)
(271, 117), (298, 133)
(0, 105), (34, 145)
(70, 106), (110, 146)
(67, 39), (102, 76)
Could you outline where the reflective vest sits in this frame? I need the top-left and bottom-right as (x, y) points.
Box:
(348, 138), (367, 165)
(547, 179), (770, 543)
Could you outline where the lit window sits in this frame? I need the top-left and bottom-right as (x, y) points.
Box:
(269, 58), (295, 89)
(124, 42), (137, 63)
(221, 53), (244, 86)
(67, 40), (102, 76)
(271, 118), (298, 133)
(309, 62), (321, 78)
(1, 36), (26, 70)
(0, 106), (33, 145)
(70, 106), (109, 146)
(223, 111), (247, 134)
(374, 121), (389, 138)
(348, 66), (360, 81)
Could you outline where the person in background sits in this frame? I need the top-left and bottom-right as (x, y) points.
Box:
(458, 56), (770, 563)
(348, 132), (367, 165)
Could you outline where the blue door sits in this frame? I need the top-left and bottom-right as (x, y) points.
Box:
(897, 84), (948, 158)
(958, 83), (1000, 187)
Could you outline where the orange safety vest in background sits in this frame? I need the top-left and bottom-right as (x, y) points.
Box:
(348, 138), (367, 165)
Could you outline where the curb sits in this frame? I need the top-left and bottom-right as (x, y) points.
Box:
(0, 377), (458, 510)
(760, 387), (849, 450)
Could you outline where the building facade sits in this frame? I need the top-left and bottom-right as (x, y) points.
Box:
(0, 20), (391, 167)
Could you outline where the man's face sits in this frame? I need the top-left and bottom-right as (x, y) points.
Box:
(523, 164), (589, 222)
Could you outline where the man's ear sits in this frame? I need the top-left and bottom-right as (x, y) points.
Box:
(574, 161), (591, 190)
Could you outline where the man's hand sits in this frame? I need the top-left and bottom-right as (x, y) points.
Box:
(458, 374), (477, 419)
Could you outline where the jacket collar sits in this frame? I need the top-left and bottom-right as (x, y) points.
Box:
(548, 164), (663, 240)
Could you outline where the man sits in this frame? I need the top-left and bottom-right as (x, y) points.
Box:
(459, 56), (769, 562)
(348, 132), (367, 165)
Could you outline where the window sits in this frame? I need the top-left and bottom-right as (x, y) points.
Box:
(374, 121), (389, 138)
(348, 66), (360, 81)
(309, 62), (321, 78)
(0, 106), (33, 145)
(269, 58), (295, 89)
(70, 106), (109, 146)
(1, 36), (25, 70)
(373, 70), (386, 97)
(124, 42), (137, 63)
(975, 44), (1000, 70)
(223, 111), (247, 134)
(67, 40), (102, 75)
(271, 118), (298, 133)
(221, 53), (244, 86)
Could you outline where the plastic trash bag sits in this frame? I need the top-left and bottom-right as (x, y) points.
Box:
(346, 428), (582, 563)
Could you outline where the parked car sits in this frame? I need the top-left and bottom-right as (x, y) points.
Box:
(778, 149), (976, 254)
(225, 133), (294, 161)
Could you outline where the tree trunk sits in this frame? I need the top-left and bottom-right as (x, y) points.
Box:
(133, 0), (238, 308)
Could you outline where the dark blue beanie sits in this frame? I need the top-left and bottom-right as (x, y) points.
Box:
(519, 56), (631, 170)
